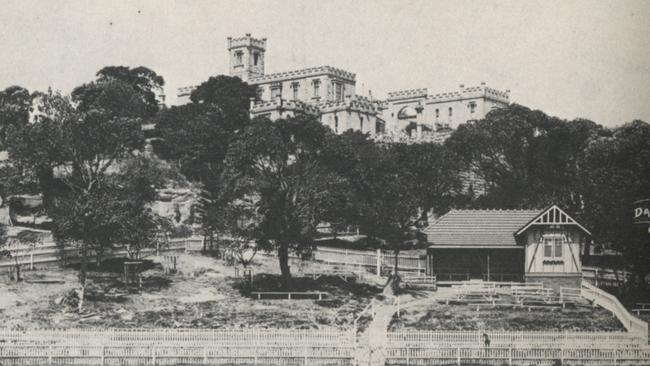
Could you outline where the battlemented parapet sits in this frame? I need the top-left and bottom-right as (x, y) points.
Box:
(386, 88), (428, 101)
(250, 66), (356, 84)
(227, 34), (267, 51)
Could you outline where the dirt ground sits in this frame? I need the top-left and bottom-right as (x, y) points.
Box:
(0, 252), (382, 330)
(390, 288), (626, 332)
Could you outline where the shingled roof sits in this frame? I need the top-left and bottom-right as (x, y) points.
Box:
(423, 209), (542, 248)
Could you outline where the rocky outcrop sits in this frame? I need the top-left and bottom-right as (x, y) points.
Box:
(149, 187), (201, 227)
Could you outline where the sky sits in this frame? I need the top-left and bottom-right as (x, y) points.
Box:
(1, 0), (649, 127)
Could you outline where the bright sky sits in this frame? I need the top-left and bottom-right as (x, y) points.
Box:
(1, 0), (649, 127)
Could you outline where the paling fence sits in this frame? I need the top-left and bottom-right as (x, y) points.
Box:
(0, 237), (202, 270)
(313, 247), (426, 274)
(582, 266), (632, 288)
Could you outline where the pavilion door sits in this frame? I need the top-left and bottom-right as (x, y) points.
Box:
(469, 253), (486, 280)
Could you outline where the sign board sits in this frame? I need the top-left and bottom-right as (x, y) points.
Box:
(633, 199), (650, 225)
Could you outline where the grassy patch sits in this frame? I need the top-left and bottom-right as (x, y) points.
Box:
(391, 301), (625, 332)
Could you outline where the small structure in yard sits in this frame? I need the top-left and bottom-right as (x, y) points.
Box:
(424, 205), (591, 290)
(123, 261), (142, 288)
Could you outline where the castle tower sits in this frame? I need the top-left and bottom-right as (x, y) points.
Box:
(227, 33), (266, 82)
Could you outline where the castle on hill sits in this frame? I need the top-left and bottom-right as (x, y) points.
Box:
(177, 34), (511, 141)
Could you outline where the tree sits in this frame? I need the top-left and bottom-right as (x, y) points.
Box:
(579, 120), (650, 288)
(216, 195), (263, 268)
(391, 142), (463, 222)
(0, 86), (31, 150)
(7, 71), (152, 309)
(223, 115), (343, 286)
(0, 223), (8, 277)
(321, 133), (422, 275)
(154, 75), (257, 252)
(73, 66), (164, 118)
(189, 75), (256, 127)
(445, 104), (604, 210)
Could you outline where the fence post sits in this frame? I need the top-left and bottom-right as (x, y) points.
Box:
(152, 346), (156, 365)
(101, 345), (105, 365)
(508, 347), (512, 366)
(48, 345), (53, 365)
(376, 249), (381, 277)
(406, 346), (409, 365)
(303, 346), (308, 365)
(156, 241), (160, 256)
(30, 253), (34, 270)
(456, 347), (461, 366)
(203, 346), (208, 364)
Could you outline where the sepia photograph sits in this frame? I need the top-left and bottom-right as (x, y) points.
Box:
(0, 0), (649, 364)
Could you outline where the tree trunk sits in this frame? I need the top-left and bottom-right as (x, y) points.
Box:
(393, 249), (400, 276)
(278, 243), (291, 289)
(13, 256), (21, 282)
(78, 244), (87, 312)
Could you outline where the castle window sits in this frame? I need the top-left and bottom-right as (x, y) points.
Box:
(335, 82), (343, 101)
(235, 51), (243, 66)
(469, 101), (476, 114)
(271, 85), (282, 99)
(256, 87), (264, 101)
(360, 116), (364, 132)
(435, 109), (439, 118)
(448, 107), (453, 117)
(291, 83), (299, 100)
(313, 79), (320, 98)
(253, 52), (259, 66)
(334, 115), (339, 133)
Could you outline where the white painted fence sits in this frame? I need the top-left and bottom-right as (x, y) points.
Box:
(581, 281), (648, 340)
(387, 330), (644, 348)
(385, 346), (650, 365)
(0, 328), (356, 365)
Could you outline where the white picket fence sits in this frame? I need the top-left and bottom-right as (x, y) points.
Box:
(0, 328), (356, 365)
(313, 247), (426, 274)
(384, 346), (650, 365)
(1, 328), (649, 365)
(387, 330), (644, 348)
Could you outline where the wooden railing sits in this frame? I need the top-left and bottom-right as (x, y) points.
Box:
(581, 281), (648, 340)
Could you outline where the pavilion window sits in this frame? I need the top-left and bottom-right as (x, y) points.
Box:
(554, 240), (563, 258)
(291, 83), (299, 100)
